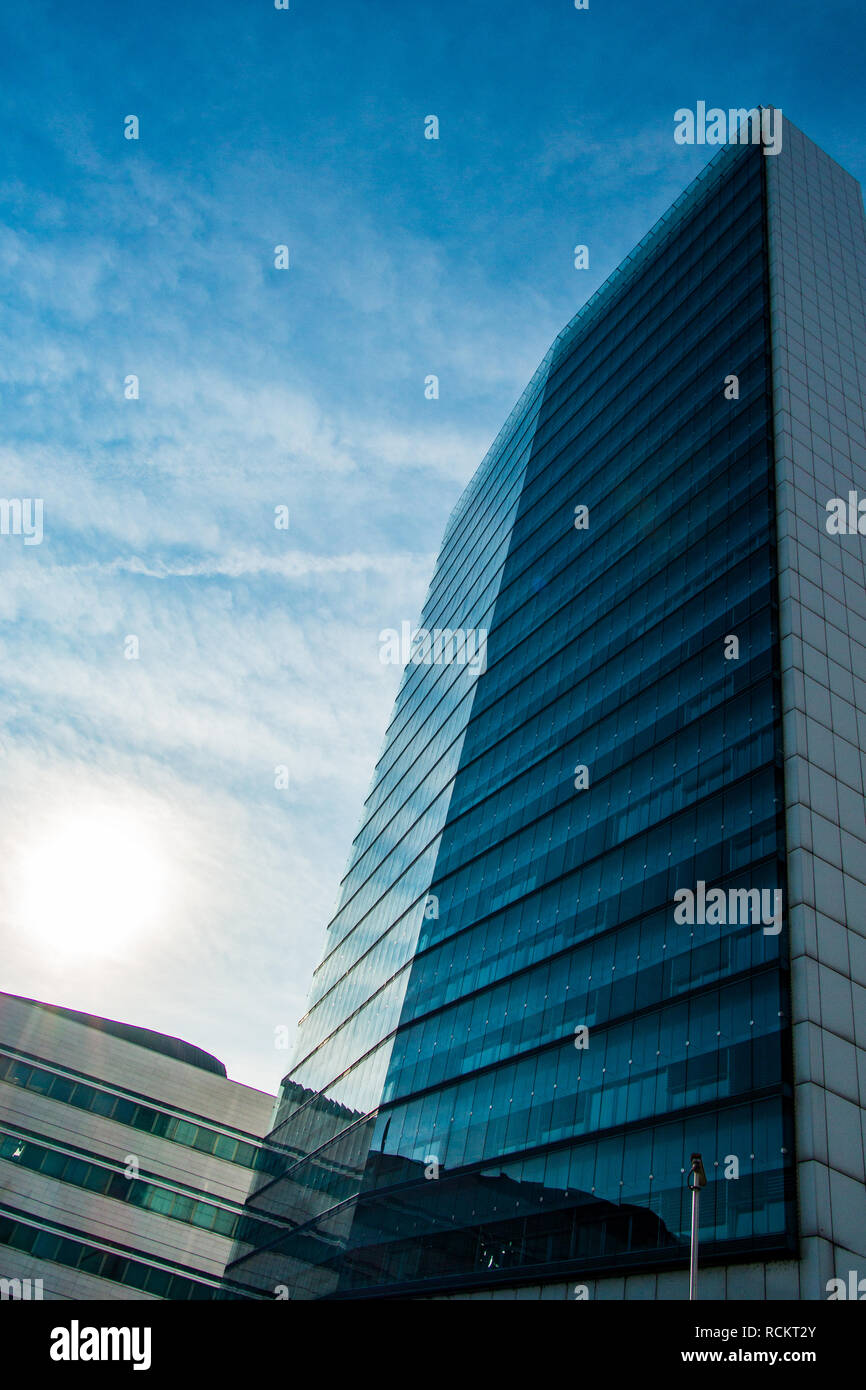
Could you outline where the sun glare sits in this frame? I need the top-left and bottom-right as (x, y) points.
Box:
(13, 808), (168, 958)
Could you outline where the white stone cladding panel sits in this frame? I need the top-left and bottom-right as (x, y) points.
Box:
(766, 116), (866, 1300)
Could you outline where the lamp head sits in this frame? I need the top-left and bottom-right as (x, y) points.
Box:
(689, 1152), (708, 1189)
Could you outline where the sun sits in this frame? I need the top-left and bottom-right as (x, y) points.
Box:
(13, 806), (168, 958)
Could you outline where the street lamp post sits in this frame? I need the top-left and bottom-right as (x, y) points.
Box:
(688, 1152), (707, 1300)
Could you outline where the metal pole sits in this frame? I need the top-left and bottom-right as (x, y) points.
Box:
(689, 1178), (700, 1299)
(688, 1153), (707, 1301)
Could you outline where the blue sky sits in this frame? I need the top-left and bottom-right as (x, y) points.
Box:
(1, 0), (864, 1096)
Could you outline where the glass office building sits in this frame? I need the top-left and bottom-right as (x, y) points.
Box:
(0, 992), (276, 1300)
(227, 114), (866, 1300)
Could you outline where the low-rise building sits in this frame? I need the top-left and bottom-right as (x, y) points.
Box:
(0, 991), (276, 1300)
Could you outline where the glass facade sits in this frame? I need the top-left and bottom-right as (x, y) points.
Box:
(0, 1049), (263, 1169)
(226, 137), (796, 1298)
(0, 1129), (277, 1244)
(0, 1207), (257, 1300)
